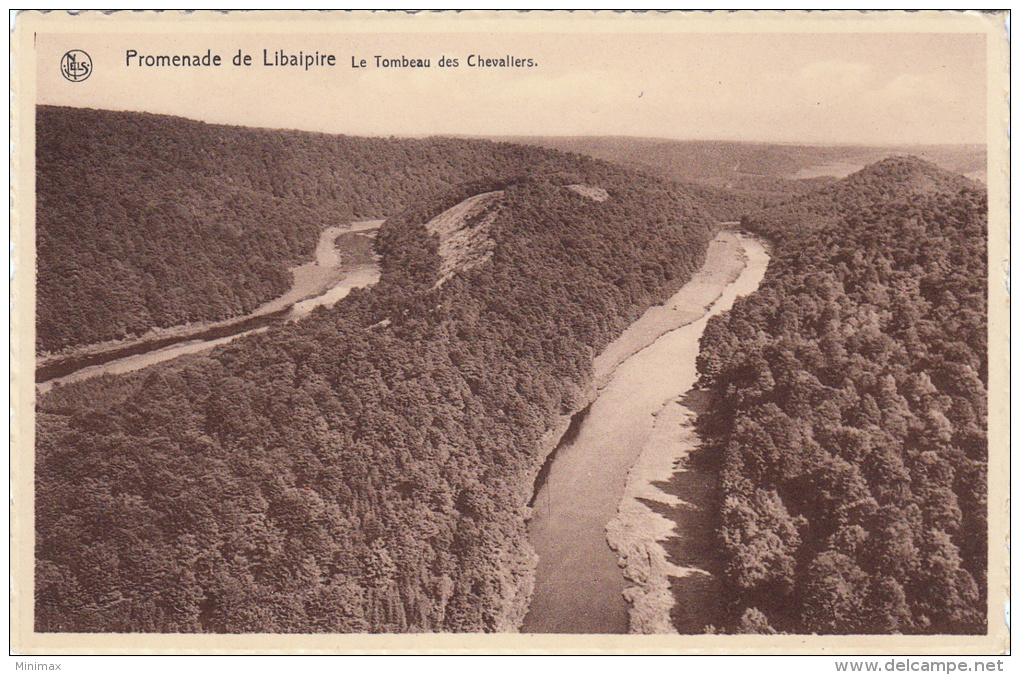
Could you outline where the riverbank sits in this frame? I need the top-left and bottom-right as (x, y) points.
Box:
(591, 231), (744, 390)
(604, 391), (718, 634)
(36, 220), (383, 390)
(521, 230), (759, 634)
(604, 235), (770, 634)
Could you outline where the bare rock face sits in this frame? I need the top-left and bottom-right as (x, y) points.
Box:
(424, 190), (503, 284)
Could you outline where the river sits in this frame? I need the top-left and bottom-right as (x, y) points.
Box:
(521, 230), (769, 634)
(36, 221), (383, 392)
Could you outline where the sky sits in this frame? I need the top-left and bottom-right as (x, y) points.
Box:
(34, 27), (988, 145)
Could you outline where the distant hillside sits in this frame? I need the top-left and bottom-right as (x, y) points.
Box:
(497, 136), (986, 198)
(38, 106), (692, 353)
(740, 156), (981, 238)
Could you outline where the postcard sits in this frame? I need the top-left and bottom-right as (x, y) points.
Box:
(10, 9), (1009, 655)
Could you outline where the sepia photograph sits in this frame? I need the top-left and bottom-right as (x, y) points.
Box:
(10, 9), (1009, 656)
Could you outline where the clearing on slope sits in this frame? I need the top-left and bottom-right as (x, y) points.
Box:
(566, 184), (610, 202)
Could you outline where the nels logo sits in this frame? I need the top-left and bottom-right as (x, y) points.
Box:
(60, 50), (92, 82)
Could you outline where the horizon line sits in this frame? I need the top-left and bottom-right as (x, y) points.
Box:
(35, 103), (987, 149)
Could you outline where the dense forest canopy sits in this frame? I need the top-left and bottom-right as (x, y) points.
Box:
(696, 159), (987, 634)
(36, 105), (683, 353)
(36, 165), (714, 632)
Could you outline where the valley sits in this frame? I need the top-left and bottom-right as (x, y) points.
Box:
(32, 106), (989, 638)
(36, 221), (383, 390)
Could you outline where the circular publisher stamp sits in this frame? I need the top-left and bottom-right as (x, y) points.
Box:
(60, 50), (92, 82)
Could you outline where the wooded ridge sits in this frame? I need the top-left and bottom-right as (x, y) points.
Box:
(37, 105), (683, 353)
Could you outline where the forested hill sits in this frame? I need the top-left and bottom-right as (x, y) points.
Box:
(696, 159), (987, 634)
(36, 172), (714, 632)
(36, 105), (680, 353)
(740, 156), (979, 237)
